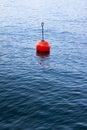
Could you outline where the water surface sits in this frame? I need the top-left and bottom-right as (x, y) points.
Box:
(0, 0), (87, 129)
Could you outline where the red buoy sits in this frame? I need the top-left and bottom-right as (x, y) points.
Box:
(36, 22), (50, 52)
(36, 40), (50, 52)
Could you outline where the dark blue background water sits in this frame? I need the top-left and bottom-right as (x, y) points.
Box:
(0, 0), (87, 129)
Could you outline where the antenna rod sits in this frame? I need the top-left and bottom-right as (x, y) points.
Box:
(41, 22), (44, 41)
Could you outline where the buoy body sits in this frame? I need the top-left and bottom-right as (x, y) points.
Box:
(36, 40), (50, 52)
(36, 22), (51, 53)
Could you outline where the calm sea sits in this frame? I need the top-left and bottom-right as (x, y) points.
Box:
(0, 0), (87, 129)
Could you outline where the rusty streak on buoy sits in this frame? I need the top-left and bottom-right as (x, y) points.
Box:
(36, 22), (50, 53)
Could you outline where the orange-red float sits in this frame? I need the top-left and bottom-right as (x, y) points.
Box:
(36, 40), (50, 52)
(36, 22), (51, 53)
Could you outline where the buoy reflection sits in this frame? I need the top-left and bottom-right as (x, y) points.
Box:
(36, 51), (50, 66)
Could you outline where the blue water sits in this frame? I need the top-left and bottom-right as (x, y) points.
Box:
(0, 0), (87, 129)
